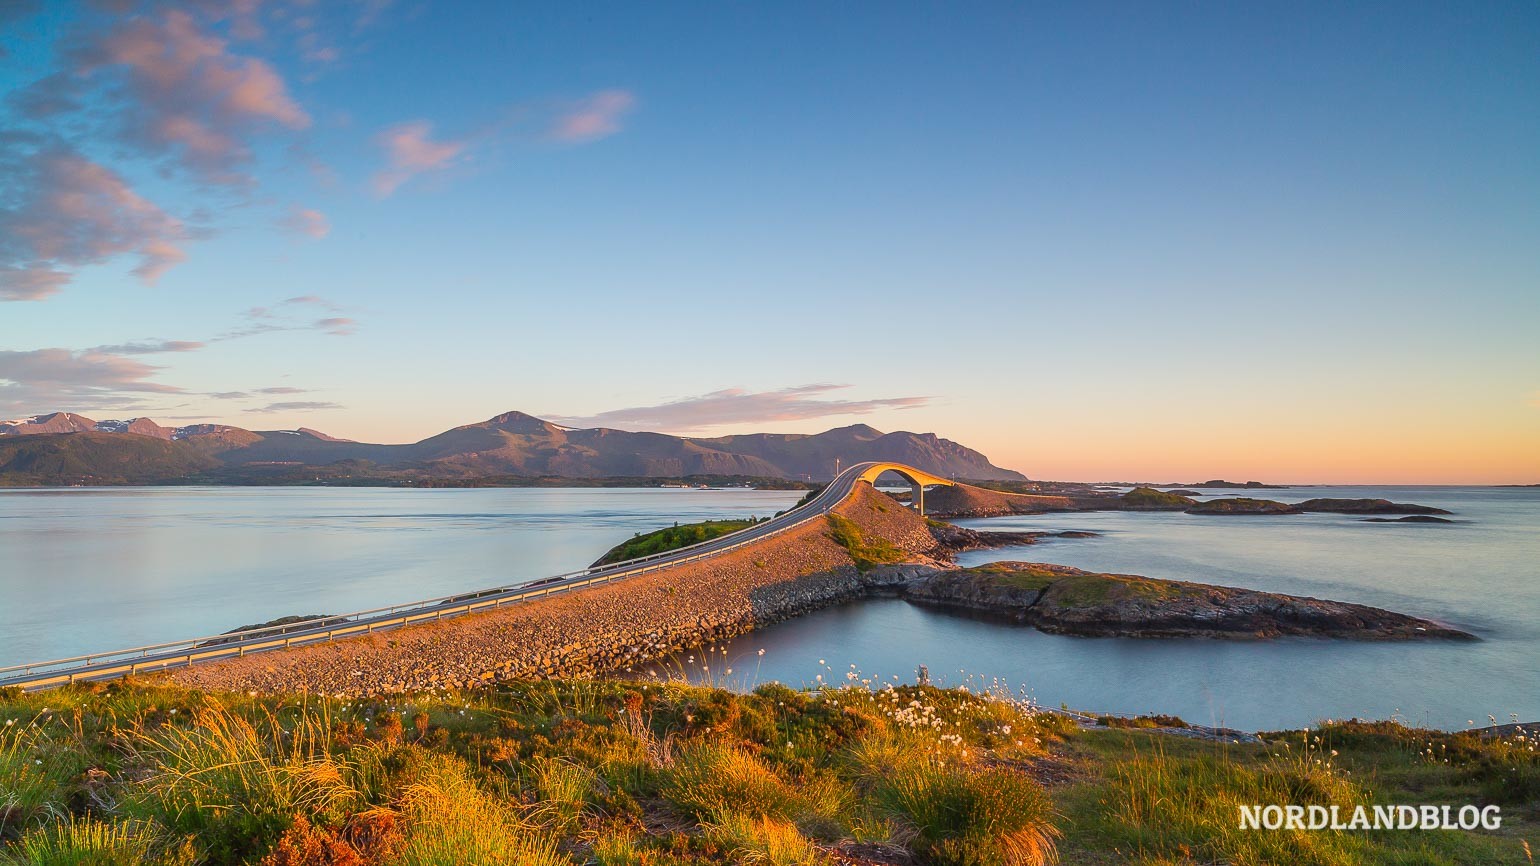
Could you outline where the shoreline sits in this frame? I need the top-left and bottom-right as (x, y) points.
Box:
(158, 483), (1475, 701)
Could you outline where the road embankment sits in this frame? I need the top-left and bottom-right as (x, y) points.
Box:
(169, 484), (956, 695)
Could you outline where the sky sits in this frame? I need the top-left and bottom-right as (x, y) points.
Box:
(1, 1), (1536, 484)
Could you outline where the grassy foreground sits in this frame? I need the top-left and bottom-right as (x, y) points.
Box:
(0, 676), (1535, 865)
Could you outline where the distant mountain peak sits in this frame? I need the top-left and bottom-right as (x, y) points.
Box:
(0, 406), (1025, 482)
(296, 427), (352, 442)
(481, 410), (559, 434)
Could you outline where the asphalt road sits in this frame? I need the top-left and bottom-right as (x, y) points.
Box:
(0, 461), (892, 691)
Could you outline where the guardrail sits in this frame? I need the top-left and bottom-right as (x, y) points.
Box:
(0, 470), (864, 691)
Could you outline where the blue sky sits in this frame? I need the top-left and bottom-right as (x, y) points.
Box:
(1, 1), (1536, 482)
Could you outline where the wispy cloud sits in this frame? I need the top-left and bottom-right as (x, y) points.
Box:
(245, 400), (342, 413)
(89, 339), (205, 355)
(550, 89), (635, 143)
(0, 143), (188, 301)
(0, 348), (183, 414)
(221, 295), (359, 339)
(371, 121), (465, 196)
(279, 205), (330, 239)
(551, 384), (932, 433)
(3, 293), (355, 413)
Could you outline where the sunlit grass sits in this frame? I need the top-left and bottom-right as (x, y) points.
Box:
(0, 671), (1533, 865)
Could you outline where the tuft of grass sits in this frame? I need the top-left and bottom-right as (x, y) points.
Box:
(527, 756), (595, 835)
(704, 813), (826, 865)
(392, 754), (563, 866)
(0, 819), (196, 866)
(664, 742), (801, 823)
(869, 757), (1059, 866)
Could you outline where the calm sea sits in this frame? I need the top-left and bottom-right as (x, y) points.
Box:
(0, 487), (803, 667)
(1, 484), (1534, 731)
(693, 485), (1540, 731)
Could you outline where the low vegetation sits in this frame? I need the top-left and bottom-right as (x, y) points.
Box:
(825, 514), (909, 571)
(593, 520), (757, 566)
(0, 676), (1533, 864)
(0, 678), (1076, 865)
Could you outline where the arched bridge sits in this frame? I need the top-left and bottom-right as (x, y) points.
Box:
(852, 462), (955, 516)
(0, 461), (957, 691)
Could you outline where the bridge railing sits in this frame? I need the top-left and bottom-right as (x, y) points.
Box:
(0, 474), (857, 690)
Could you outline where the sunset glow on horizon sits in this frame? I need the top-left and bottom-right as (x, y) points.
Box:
(2, 2), (1535, 484)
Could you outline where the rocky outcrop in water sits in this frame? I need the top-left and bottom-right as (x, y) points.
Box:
(1295, 498), (1452, 515)
(899, 562), (1475, 640)
(1363, 515), (1455, 524)
(1186, 498), (1300, 515)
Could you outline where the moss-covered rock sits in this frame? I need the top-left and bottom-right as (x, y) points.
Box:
(900, 562), (1474, 640)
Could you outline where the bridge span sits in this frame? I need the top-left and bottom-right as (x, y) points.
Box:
(0, 462), (957, 692)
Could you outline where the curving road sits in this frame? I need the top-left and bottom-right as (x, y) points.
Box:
(0, 462), (951, 692)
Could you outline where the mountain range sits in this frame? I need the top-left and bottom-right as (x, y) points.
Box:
(0, 410), (1025, 485)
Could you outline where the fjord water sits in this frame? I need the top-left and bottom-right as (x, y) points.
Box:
(1, 485), (1535, 731)
(0, 487), (804, 668)
(696, 485), (1540, 731)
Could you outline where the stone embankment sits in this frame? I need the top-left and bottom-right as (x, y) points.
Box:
(170, 485), (1030, 696)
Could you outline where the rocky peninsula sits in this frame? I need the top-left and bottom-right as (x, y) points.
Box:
(898, 562), (1475, 640)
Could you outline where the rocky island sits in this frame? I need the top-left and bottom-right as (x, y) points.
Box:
(899, 562), (1476, 640)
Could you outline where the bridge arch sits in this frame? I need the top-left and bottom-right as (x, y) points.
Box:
(850, 462), (954, 516)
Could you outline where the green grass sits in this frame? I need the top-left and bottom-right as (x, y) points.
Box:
(0, 680), (1532, 864)
(593, 520), (755, 565)
(961, 563), (1061, 592)
(1058, 727), (1537, 865)
(825, 514), (909, 570)
(1047, 572), (1191, 607)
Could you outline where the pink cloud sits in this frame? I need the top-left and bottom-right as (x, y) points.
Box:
(280, 205), (330, 239)
(0, 145), (186, 301)
(371, 120), (465, 196)
(0, 265), (69, 302)
(44, 8), (309, 185)
(551, 89), (635, 143)
(0, 347), (183, 413)
(314, 316), (357, 335)
(551, 384), (931, 433)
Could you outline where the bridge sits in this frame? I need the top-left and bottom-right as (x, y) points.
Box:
(854, 462), (954, 516)
(0, 462), (957, 692)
